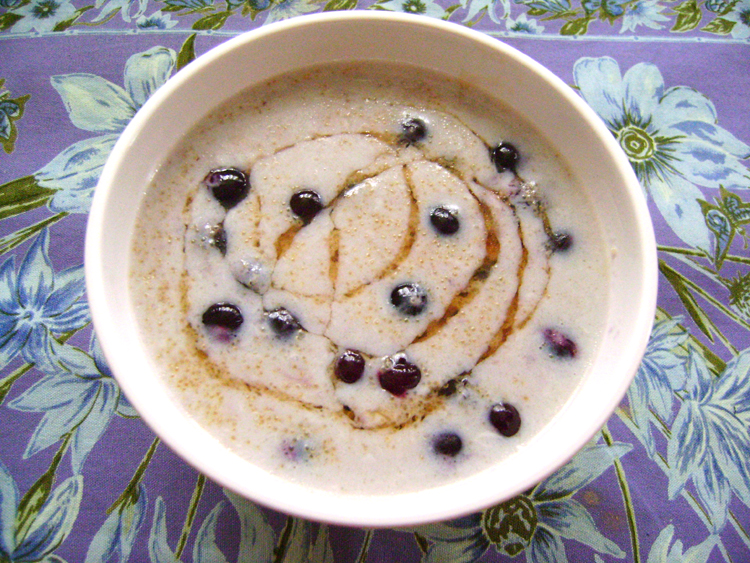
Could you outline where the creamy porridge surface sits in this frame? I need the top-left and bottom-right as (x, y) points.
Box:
(129, 62), (610, 494)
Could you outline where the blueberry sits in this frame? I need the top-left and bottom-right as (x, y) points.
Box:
(438, 375), (468, 397)
(290, 190), (323, 223)
(390, 283), (428, 316)
(202, 303), (243, 331)
(203, 168), (249, 209)
(438, 379), (459, 397)
(548, 231), (573, 252)
(282, 437), (313, 461)
(378, 357), (421, 396)
(490, 142), (520, 173)
(433, 432), (463, 457)
(400, 117), (427, 144)
(543, 328), (577, 358)
(430, 207), (460, 236)
(268, 308), (301, 337)
(212, 225), (227, 255)
(489, 403), (521, 437)
(335, 350), (365, 384)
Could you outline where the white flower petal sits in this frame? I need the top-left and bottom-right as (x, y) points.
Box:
(653, 86), (717, 129)
(672, 139), (750, 189)
(124, 47), (176, 109)
(573, 57), (624, 128)
(50, 74), (134, 134)
(622, 62), (664, 124)
(37, 134), (120, 214)
(666, 120), (750, 159)
(648, 175), (712, 251)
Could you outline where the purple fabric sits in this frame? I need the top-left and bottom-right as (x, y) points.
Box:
(1, 3), (749, 562)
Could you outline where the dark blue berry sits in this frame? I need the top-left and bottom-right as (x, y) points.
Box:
(202, 303), (243, 331)
(290, 190), (323, 223)
(204, 168), (249, 209)
(430, 207), (460, 235)
(490, 142), (520, 173)
(433, 432), (463, 456)
(378, 357), (421, 396)
(400, 117), (427, 144)
(268, 308), (301, 337)
(212, 225), (227, 255)
(438, 375), (468, 397)
(489, 403), (521, 437)
(391, 283), (428, 316)
(548, 232), (573, 252)
(543, 328), (577, 358)
(335, 350), (365, 384)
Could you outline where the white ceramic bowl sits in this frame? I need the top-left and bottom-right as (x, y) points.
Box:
(86, 12), (657, 527)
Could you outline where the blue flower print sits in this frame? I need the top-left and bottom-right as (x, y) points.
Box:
(92, 0), (148, 22)
(161, 0), (213, 10)
(8, 0), (77, 33)
(581, 0), (627, 18)
(506, 13), (545, 33)
(644, 525), (717, 563)
(148, 489), (331, 563)
(8, 334), (123, 473)
(627, 317), (690, 456)
(724, 0), (750, 38)
(620, 0), (669, 32)
(34, 47), (177, 214)
(667, 347), (750, 531)
(409, 442), (630, 563)
(136, 10), (177, 28)
(0, 459), (82, 562)
(514, 0), (570, 15)
(704, 0), (731, 11)
(0, 100), (21, 141)
(375, 0), (447, 18)
(0, 229), (89, 370)
(573, 57), (750, 252)
(461, 0), (508, 24)
(264, 0), (321, 24)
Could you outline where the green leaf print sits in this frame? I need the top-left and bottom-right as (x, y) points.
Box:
(0, 176), (55, 220)
(323, 0), (358, 10)
(51, 5), (94, 31)
(176, 34), (198, 72)
(701, 16), (737, 33)
(14, 435), (70, 547)
(0, 12), (24, 32)
(560, 16), (592, 34)
(659, 260), (718, 342)
(0, 212), (67, 255)
(670, 0), (703, 31)
(192, 10), (232, 29)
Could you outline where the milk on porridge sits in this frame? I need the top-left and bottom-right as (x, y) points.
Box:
(129, 62), (610, 494)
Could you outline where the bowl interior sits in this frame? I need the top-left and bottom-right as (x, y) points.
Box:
(86, 12), (657, 526)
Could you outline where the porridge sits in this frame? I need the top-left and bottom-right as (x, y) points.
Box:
(129, 62), (610, 494)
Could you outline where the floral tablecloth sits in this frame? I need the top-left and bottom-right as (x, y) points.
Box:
(1, 0), (750, 560)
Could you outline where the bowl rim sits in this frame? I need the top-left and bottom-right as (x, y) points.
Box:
(86, 10), (658, 527)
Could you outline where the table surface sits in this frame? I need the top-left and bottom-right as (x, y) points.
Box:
(1, 2), (749, 562)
